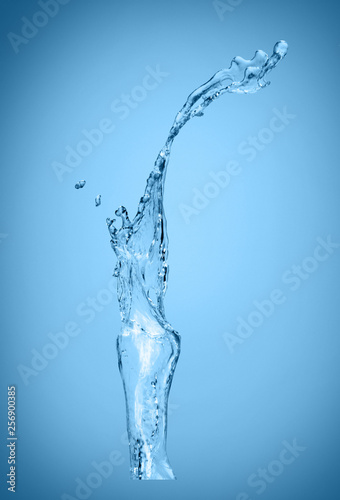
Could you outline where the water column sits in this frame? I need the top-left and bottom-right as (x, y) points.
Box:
(107, 41), (288, 480)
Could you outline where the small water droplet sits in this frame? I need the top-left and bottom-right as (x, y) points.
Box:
(75, 180), (86, 189)
(95, 195), (101, 207)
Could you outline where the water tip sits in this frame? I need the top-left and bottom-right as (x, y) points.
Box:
(274, 40), (288, 57)
(115, 206), (127, 217)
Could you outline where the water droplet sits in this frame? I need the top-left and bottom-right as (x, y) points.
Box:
(75, 180), (86, 189)
(95, 195), (101, 207)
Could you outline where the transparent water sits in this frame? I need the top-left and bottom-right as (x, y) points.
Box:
(107, 41), (288, 480)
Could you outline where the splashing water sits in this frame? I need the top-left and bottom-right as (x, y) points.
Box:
(95, 194), (101, 207)
(107, 41), (288, 480)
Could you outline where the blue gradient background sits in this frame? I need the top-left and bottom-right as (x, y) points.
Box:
(1, 0), (340, 499)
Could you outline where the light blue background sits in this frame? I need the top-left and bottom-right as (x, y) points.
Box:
(1, 0), (340, 499)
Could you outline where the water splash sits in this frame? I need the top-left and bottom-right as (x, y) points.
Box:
(95, 194), (101, 207)
(107, 41), (288, 480)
